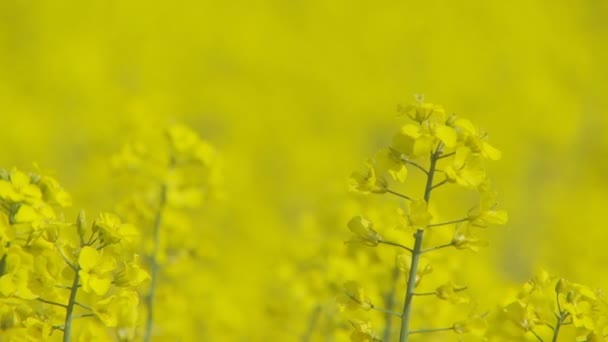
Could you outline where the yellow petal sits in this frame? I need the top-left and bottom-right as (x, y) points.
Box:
(78, 246), (100, 271)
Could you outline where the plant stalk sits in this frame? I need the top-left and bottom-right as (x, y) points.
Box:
(398, 146), (441, 342)
(63, 268), (80, 342)
(144, 183), (167, 342)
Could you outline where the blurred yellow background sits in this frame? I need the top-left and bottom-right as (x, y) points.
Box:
(1, 0), (607, 340)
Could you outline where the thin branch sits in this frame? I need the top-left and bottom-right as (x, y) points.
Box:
(55, 285), (74, 290)
(437, 152), (455, 159)
(370, 305), (401, 318)
(379, 240), (413, 253)
(402, 159), (429, 175)
(37, 298), (67, 308)
(75, 302), (93, 311)
(427, 218), (468, 228)
(386, 189), (413, 201)
(530, 329), (544, 342)
(54, 243), (77, 271)
(421, 242), (454, 254)
(413, 286), (468, 297)
(430, 179), (449, 190)
(72, 314), (95, 320)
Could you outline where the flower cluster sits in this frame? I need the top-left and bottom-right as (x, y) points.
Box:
(111, 124), (220, 341)
(0, 167), (148, 341)
(343, 98), (507, 341)
(0, 123), (219, 341)
(489, 270), (608, 341)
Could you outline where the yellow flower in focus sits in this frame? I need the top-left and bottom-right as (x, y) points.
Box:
(445, 146), (487, 189)
(347, 216), (381, 247)
(452, 118), (502, 160)
(93, 212), (138, 245)
(0, 250), (37, 299)
(38, 175), (72, 208)
(78, 246), (116, 296)
(558, 281), (598, 330)
(0, 168), (42, 204)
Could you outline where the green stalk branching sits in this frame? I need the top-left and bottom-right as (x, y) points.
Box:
(398, 144), (442, 342)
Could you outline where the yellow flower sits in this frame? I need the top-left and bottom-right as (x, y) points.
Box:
(349, 162), (387, 194)
(453, 315), (487, 336)
(558, 281), (599, 330)
(502, 302), (538, 332)
(23, 317), (52, 340)
(93, 212), (138, 245)
(94, 289), (139, 328)
(435, 281), (470, 304)
(468, 190), (508, 227)
(349, 320), (380, 342)
(452, 224), (488, 252)
(78, 246), (116, 296)
(347, 216), (381, 246)
(374, 148), (407, 183)
(398, 100), (446, 123)
(392, 124), (434, 159)
(452, 117), (502, 160)
(337, 281), (373, 311)
(445, 146), (487, 189)
(167, 124), (216, 165)
(38, 175), (72, 208)
(403, 199), (432, 230)
(115, 255), (150, 287)
(0, 249), (37, 300)
(0, 168), (42, 204)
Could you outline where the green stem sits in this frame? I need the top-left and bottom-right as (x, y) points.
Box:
(386, 189), (413, 201)
(398, 229), (423, 342)
(144, 183), (168, 342)
(551, 312), (569, 342)
(427, 217), (468, 228)
(398, 145), (441, 342)
(420, 242), (454, 254)
(63, 268), (80, 342)
(382, 266), (401, 342)
(531, 329), (544, 342)
(371, 305), (401, 318)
